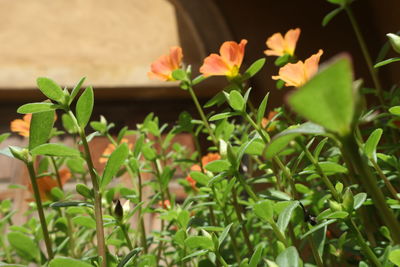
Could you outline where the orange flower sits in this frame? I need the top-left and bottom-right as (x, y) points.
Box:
(200, 40), (247, 78)
(261, 111), (279, 132)
(272, 49), (323, 87)
(158, 199), (171, 209)
(264, 28), (300, 57)
(185, 153), (221, 190)
(99, 138), (133, 163)
(148, 46), (183, 81)
(10, 114), (32, 137)
(29, 169), (71, 201)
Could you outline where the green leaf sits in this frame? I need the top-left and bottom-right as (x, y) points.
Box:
(49, 257), (93, 267)
(101, 143), (129, 189)
(389, 106), (400, 116)
(218, 223), (233, 247)
(7, 232), (39, 261)
(17, 102), (57, 114)
(301, 219), (337, 239)
(69, 77), (86, 104)
(117, 248), (143, 267)
(276, 246), (299, 267)
(353, 193), (367, 210)
(389, 249), (400, 266)
(318, 211), (348, 220)
(254, 200), (274, 222)
(72, 216), (96, 229)
(266, 122), (325, 159)
(0, 133), (10, 144)
(243, 58), (266, 79)
(50, 202), (93, 208)
(30, 143), (80, 157)
(177, 210), (190, 229)
(28, 110), (55, 150)
(374, 57), (400, 68)
(364, 128), (382, 161)
(228, 91), (245, 111)
(257, 93), (269, 125)
(76, 86), (94, 128)
(304, 162), (347, 175)
(192, 75), (207, 86)
(184, 236), (214, 250)
(274, 54), (291, 67)
(181, 249), (208, 261)
(288, 56), (354, 136)
(189, 171), (209, 185)
(209, 112), (240, 121)
(204, 160), (231, 172)
(76, 184), (93, 199)
(277, 201), (299, 233)
(249, 245), (263, 267)
(172, 69), (186, 81)
(204, 91), (226, 108)
(37, 77), (64, 102)
(322, 7), (343, 27)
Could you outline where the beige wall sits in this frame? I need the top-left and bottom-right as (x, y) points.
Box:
(0, 0), (180, 88)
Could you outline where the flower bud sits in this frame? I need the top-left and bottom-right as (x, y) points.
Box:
(113, 199), (123, 221)
(342, 188), (354, 212)
(387, 33), (400, 54)
(329, 200), (342, 212)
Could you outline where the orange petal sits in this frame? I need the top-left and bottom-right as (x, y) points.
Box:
(59, 169), (72, 184)
(201, 153), (221, 166)
(200, 54), (230, 77)
(10, 114), (32, 137)
(304, 49), (324, 80)
(284, 28), (301, 56)
(272, 61), (306, 87)
(265, 33), (285, 56)
(169, 46), (183, 70)
(220, 39), (247, 68)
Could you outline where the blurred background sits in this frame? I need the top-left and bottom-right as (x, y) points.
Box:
(0, 0), (399, 222)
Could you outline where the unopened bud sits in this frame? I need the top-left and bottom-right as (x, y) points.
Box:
(113, 199), (123, 221)
(387, 33), (400, 54)
(342, 188), (354, 212)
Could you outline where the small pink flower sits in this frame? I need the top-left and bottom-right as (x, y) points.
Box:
(200, 40), (247, 78)
(148, 46), (183, 81)
(264, 28), (300, 57)
(272, 49), (324, 87)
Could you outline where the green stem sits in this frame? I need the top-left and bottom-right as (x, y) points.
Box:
(340, 134), (400, 244)
(50, 157), (63, 190)
(269, 220), (289, 247)
(371, 160), (400, 201)
(232, 187), (254, 254)
(345, 6), (385, 106)
(187, 85), (218, 145)
(348, 218), (382, 267)
(26, 160), (54, 260)
(118, 221), (133, 250)
(68, 111), (107, 266)
(307, 235), (324, 267)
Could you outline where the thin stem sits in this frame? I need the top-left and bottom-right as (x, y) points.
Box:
(348, 218), (382, 267)
(269, 220), (289, 247)
(232, 187), (254, 254)
(340, 134), (400, 244)
(345, 6), (385, 106)
(307, 235), (324, 267)
(50, 157), (62, 190)
(118, 221), (133, 250)
(68, 111), (107, 266)
(187, 85), (218, 145)
(26, 160), (54, 260)
(371, 160), (400, 201)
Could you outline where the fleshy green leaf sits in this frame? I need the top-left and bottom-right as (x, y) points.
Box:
(364, 128), (382, 161)
(374, 57), (400, 68)
(72, 216), (96, 229)
(353, 193), (367, 210)
(0, 133), (10, 144)
(276, 246), (300, 267)
(288, 56), (354, 136)
(29, 110), (55, 150)
(249, 245), (263, 267)
(30, 143), (80, 157)
(277, 201), (299, 233)
(49, 257), (93, 267)
(101, 143), (129, 189)
(389, 249), (400, 266)
(257, 93), (269, 125)
(69, 77), (86, 104)
(389, 106), (400, 116)
(204, 160), (231, 172)
(37, 77), (65, 102)
(209, 112), (240, 121)
(76, 86), (94, 128)
(266, 122), (325, 159)
(228, 91), (245, 111)
(17, 102), (57, 114)
(254, 200), (274, 222)
(322, 7), (343, 27)
(184, 236), (214, 250)
(117, 248), (143, 267)
(301, 219), (337, 239)
(189, 171), (209, 185)
(218, 223), (233, 247)
(7, 232), (39, 262)
(243, 58), (266, 80)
